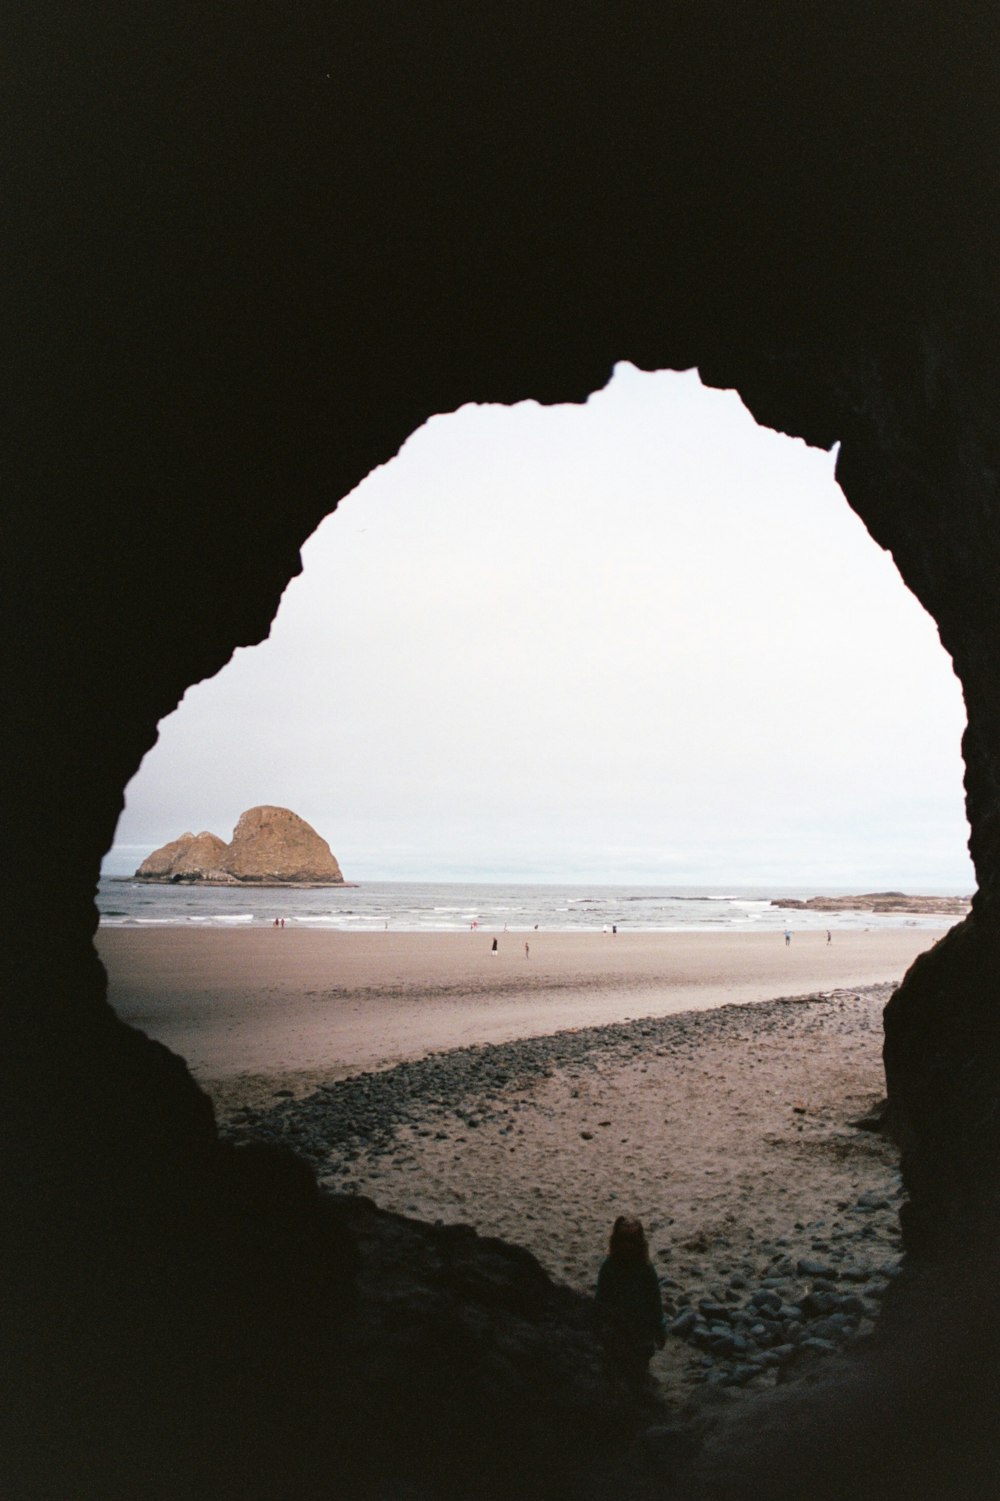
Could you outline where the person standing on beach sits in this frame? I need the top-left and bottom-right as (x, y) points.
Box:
(596, 1217), (666, 1383)
(784, 928), (791, 946)
(524, 941), (530, 958)
(827, 930), (832, 944)
(491, 937), (498, 955)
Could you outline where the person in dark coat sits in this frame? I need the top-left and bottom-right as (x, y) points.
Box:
(596, 1215), (666, 1382)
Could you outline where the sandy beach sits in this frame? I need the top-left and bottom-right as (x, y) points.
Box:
(97, 924), (943, 1398)
(98, 925), (943, 1096)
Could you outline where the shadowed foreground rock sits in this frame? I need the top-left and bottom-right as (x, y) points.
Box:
(6, 1095), (654, 1500)
(325, 1194), (656, 1499)
(669, 1257), (1000, 1501)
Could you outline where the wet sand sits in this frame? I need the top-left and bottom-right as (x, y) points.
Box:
(97, 925), (944, 1095)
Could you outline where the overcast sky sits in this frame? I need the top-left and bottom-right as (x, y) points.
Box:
(109, 364), (973, 889)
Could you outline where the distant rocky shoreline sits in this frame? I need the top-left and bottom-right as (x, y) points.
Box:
(773, 892), (970, 916)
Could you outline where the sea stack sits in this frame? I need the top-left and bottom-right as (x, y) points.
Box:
(134, 831), (229, 881)
(223, 805), (344, 884)
(135, 806), (345, 885)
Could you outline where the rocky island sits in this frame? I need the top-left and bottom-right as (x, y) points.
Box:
(135, 805), (346, 885)
(773, 891), (971, 916)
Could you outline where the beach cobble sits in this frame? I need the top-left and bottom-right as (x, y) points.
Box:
(221, 984), (897, 1162)
(220, 983), (904, 1393)
(659, 1233), (903, 1388)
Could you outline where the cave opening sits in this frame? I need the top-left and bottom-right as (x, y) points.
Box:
(95, 365), (972, 1405)
(108, 363), (970, 888)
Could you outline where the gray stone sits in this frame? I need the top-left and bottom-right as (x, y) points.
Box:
(698, 1300), (732, 1321)
(839, 1265), (873, 1282)
(799, 1291), (838, 1318)
(862, 1190), (892, 1207)
(798, 1336), (839, 1355)
(798, 1258), (837, 1279)
(854, 1191), (890, 1211)
(808, 1317), (848, 1341)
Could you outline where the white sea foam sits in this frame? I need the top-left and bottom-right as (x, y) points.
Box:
(96, 879), (966, 935)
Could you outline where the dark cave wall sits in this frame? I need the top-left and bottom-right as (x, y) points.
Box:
(10, 1), (999, 934)
(4, 2), (1000, 1495)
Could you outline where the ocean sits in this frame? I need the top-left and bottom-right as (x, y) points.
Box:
(96, 879), (965, 935)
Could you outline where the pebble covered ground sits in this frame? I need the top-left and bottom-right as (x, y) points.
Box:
(221, 983), (905, 1399)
